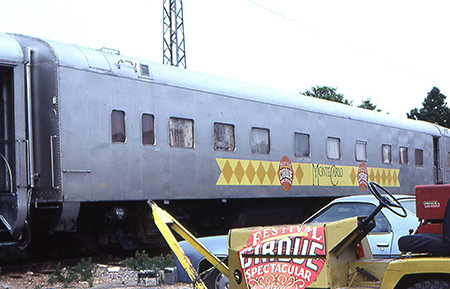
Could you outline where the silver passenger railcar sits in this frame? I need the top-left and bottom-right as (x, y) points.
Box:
(0, 33), (449, 249)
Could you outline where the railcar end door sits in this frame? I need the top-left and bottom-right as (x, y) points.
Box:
(0, 65), (28, 245)
(433, 137), (441, 184)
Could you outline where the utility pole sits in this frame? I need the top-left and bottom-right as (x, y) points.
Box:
(163, 0), (186, 68)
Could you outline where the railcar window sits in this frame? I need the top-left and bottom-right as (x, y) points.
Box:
(214, 123), (235, 151)
(415, 149), (423, 166)
(250, 127), (270, 154)
(294, 133), (310, 157)
(355, 140), (367, 162)
(169, 117), (194, 148)
(111, 110), (126, 143)
(399, 147), (408, 165)
(142, 114), (155, 145)
(327, 137), (340, 160)
(382, 144), (392, 164)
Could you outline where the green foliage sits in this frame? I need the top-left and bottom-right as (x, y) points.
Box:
(302, 85), (383, 112)
(48, 263), (63, 285)
(75, 258), (96, 287)
(65, 268), (78, 285)
(122, 250), (152, 270)
(407, 87), (450, 128)
(107, 254), (121, 263)
(151, 254), (174, 269)
(358, 98), (381, 112)
(302, 85), (352, 105)
(48, 259), (96, 287)
(122, 251), (173, 271)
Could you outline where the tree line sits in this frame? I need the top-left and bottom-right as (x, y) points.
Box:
(301, 86), (450, 128)
(301, 85), (380, 111)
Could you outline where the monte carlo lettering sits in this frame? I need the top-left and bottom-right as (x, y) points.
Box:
(312, 164), (344, 186)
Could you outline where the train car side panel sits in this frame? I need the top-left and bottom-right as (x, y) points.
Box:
(58, 63), (437, 203)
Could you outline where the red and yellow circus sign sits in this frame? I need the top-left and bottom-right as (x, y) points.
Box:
(239, 224), (326, 289)
(215, 158), (400, 188)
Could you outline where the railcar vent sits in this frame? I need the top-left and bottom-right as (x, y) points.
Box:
(100, 47), (120, 55)
(140, 64), (150, 77)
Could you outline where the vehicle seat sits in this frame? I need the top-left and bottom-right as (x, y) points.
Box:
(398, 198), (450, 255)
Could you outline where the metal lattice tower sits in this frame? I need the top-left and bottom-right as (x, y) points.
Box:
(163, 0), (186, 68)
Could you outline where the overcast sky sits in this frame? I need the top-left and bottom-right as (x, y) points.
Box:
(2, 0), (449, 117)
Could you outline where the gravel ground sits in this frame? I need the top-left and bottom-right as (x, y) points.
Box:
(0, 264), (193, 289)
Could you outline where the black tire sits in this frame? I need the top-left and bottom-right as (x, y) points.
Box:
(203, 268), (229, 289)
(407, 279), (450, 289)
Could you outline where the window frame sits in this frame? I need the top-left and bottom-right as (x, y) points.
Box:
(141, 113), (155, 146)
(250, 127), (270, 154)
(111, 109), (126, 143)
(327, 137), (341, 160)
(213, 122), (236, 152)
(169, 117), (194, 149)
(399, 146), (409, 165)
(294, 132), (311, 157)
(355, 140), (367, 162)
(382, 144), (392, 164)
(415, 148), (424, 167)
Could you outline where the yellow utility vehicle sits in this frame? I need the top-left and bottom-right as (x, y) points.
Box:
(150, 182), (450, 289)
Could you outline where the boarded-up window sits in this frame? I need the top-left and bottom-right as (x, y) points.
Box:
(251, 127), (270, 154)
(415, 149), (424, 166)
(214, 123), (235, 151)
(327, 137), (340, 160)
(169, 117), (194, 148)
(399, 147), (408, 165)
(111, 110), (125, 143)
(142, 114), (155, 145)
(355, 140), (367, 161)
(382, 144), (392, 164)
(294, 133), (310, 157)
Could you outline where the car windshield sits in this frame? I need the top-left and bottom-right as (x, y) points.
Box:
(308, 202), (391, 233)
(399, 198), (416, 214)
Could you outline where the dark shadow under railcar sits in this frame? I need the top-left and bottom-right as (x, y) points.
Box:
(75, 196), (332, 251)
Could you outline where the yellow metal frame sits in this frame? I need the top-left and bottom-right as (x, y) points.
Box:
(148, 200), (229, 288)
(380, 257), (450, 289)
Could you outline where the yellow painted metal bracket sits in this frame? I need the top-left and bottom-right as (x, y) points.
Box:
(148, 200), (229, 288)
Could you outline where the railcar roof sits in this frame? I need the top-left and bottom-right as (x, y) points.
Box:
(4, 33), (445, 137)
(0, 33), (23, 62)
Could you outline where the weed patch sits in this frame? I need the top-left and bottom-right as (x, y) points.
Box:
(122, 251), (173, 271)
(48, 258), (96, 287)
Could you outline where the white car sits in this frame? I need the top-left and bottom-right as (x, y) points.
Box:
(304, 194), (418, 258)
(175, 194), (418, 288)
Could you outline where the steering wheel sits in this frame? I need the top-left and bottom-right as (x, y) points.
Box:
(368, 182), (407, 218)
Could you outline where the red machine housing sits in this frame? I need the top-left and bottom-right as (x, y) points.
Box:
(416, 184), (450, 234)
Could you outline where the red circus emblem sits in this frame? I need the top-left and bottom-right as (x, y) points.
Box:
(279, 156), (294, 191)
(358, 162), (369, 192)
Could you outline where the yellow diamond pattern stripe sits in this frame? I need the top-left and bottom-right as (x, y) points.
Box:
(216, 158), (400, 187)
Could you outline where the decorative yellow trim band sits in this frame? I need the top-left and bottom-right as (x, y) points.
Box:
(216, 158), (399, 187)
